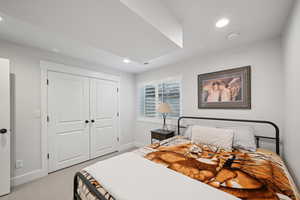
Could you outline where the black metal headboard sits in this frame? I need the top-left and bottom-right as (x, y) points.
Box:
(177, 116), (280, 155)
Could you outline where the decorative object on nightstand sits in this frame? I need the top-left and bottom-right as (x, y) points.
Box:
(157, 103), (172, 130)
(151, 129), (175, 144)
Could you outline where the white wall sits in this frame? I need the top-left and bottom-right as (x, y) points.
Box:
(0, 39), (136, 185)
(283, 0), (300, 187)
(135, 38), (284, 149)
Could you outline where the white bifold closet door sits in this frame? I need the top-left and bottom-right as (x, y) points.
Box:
(48, 71), (119, 172)
(90, 79), (118, 159)
(48, 71), (90, 172)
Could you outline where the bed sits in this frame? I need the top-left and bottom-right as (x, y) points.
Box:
(74, 116), (300, 200)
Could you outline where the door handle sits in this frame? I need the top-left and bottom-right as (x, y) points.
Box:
(0, 129), (7, 134)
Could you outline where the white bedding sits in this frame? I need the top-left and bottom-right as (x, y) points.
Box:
(85, 152), (240, 200)
(191, 126), (234, 150)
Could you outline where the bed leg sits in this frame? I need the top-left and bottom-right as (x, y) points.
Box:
(73, 173), (81, 200)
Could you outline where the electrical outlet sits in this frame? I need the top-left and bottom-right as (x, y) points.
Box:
(16, 160), (23, 169)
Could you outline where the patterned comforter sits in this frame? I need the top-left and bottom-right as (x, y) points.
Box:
(75, 136), (300, 200)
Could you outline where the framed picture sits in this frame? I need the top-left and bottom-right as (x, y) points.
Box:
(198, 66), (251, 109)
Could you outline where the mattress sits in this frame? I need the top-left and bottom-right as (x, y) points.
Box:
(74, 136), (300, 200)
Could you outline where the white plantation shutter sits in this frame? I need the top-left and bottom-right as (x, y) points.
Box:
(144, 85), (156, 117)
(158, 81), (181, 118)
(140, 78), (181, 119)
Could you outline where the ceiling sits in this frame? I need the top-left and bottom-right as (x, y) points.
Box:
(0, 0), (295, 73)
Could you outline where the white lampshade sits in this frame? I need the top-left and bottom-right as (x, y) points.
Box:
(158, 103), (172, 113)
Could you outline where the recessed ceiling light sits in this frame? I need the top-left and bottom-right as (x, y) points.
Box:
(123, 58), (131, 64)
(227, 32), (240, 40)
(0, 16), (3, 22)
(216, 18), (230, 28)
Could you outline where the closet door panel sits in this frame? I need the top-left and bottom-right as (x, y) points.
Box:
(48, 71), (90, 172)
(90, 79), (118, 159)
(92, 126), (114, 154)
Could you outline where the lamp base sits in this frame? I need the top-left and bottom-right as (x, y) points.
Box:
(162, 114), (168, 131)
(162, 124), (168, 131)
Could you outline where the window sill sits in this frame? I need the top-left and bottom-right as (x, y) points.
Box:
(137, 117), (178, 125)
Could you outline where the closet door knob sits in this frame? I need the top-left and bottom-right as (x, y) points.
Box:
(85, 120), (89, 124)
(0, 129), (7, 134)
(91, 120), (95, 123)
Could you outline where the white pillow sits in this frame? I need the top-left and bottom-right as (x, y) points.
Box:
(191, 126), (234, 151)
(184, 125), (216, 138)
(223, 126), (257, 152)
(183, 125), (192, 138)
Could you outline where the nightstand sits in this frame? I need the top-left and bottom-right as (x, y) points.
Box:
(150, 129), (175, 144)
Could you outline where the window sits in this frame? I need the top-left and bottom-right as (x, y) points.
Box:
(139, 77), (181, 119)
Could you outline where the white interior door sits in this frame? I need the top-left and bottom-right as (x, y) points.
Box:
(48, 71), (90, 172)
(0, 58), (10, 196)
(90, 79), (119, 159)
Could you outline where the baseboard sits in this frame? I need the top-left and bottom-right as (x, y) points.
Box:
(118, 142), (135, 151)
(11, 143), (144, 187)
(11, 169), (48, 187)
(134, 141), (147, 148)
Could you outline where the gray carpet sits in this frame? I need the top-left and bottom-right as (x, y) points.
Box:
(0, 148), (136, 200)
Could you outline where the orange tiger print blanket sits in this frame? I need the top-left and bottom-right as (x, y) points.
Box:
(77, 137), (299, 200)
(145, 140), (299, 200)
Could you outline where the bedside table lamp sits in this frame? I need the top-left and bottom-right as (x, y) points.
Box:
(158, 103), (172, 130)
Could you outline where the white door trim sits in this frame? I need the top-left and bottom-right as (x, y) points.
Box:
(0, 58), (10, 196)
(40, 61), (120, 82)
(40, 60), (120, 174)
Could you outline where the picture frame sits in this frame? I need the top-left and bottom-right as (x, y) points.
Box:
(198, 66), (251, 109)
